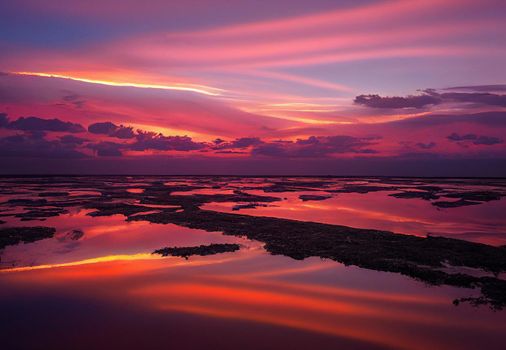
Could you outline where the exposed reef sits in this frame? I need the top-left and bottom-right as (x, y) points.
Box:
(0, 226), (56, 250)
(153, 243), (240, 259)
(38, 192), (70, 197)
(15, 208), (68, 221)
(232, 203), (269, 211)
(130, 207), (506, 309)
(299, 194), (332, 201)
(432, 199), (481, 208)
(389, 191), (440, 200)
(1, 176), (506, 309)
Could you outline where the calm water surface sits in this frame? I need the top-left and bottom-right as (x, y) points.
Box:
(1, 176), (505, 350)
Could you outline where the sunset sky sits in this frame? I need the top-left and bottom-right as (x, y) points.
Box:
(1, 0), (505, 175)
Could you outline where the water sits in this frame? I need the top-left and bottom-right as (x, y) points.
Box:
(1, 176), (505, 349)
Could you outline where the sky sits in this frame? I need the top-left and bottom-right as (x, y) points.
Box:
(0, 0), (505, 175)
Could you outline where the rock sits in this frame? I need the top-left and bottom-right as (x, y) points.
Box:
(0, 226), (56, 249)
(389, 191), (440, 200)
(232, 203), (268, 210)
(38, 192), (69, 197)
(153, 243), (241, 259)
(299, 194), (332, 201)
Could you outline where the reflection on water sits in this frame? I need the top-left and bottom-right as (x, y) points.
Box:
(204, 190), (506, 245)
(0, 210), (248, 269)
(1, 176), (506, 349)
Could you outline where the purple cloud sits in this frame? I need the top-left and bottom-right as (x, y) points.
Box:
(110, 126), (135, 139)
(355, 90), (506, 109)
(440, 92), (506, 107)
(447, 133), (478, 141)
(62, 93), (86, 109)
(88, 141), (124, 157)
(447, 133), (503, 146)
(88, 121), (136, 139)
(445, 85), (506, 93)
(252, 135), (379, 158)
(0, 113), (8, 127)
(416, 142), (436, 149)
(60, 135), (88, 145)
(88, 122), (117, 135)
(214, 137), (263, 150)
(0, 132), (86, 159)
(131, 132), (205, 151)
(354, 93), (441, 109)
(5, 116), (85, 133)
(473, 136), (503, 145)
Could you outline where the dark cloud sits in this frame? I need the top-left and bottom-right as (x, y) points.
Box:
(88, 141), (123, 157)
(214, 137), (263, 150)
(252, 135), (379, 158)
(0, 113), (8, 127)
(354, 94), (441, 109)
(88, 121), (135, 139)
(88, 122), (118, 135)
(355, 90), (506, 109)
(447, 133), (503, 146)
(62, 93), (86, 109)
(215, 150), (248, 154)
(6, 116), (85, 133)
(0, 132), (86, 159)
(111, 126), (135, 139)
(416, 142), (436, 149)
(25, 130), (47, 139)
(60, 135), (88, 145)
(131, 131), (205, 151)
(447, 133), (478, 141)
(445, 85), (506, 93)
(473, 135), (503, 145)
(439, 92), (506, 107)
(251, 143), (286, 157)
(389, 111), (506, 128)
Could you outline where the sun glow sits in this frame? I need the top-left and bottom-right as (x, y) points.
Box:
(12, 71), (224, 96)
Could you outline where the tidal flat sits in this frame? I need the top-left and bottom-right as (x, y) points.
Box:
(1, 176), (506, 350)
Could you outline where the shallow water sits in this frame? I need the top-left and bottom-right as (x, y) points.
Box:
(204, 190), (506, 245)
(1, 176), (505, 350)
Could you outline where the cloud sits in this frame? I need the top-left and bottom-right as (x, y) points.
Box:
(389, 111), (506, 128)
(252, 135), (379, 158)
(416, 142), (436, 149)
(0, 113), (9, 127)
(355, 90), (506, 109)
(111, 126), (135, 139)
(213, 137), (263, 150)
(62, 93), (86, 108)
(445, 85), (506, 93)
(88, 121), (135, 139)
(447, 133), (503, 145)
(215, 150), (247, 154)
(0, 132), (86, 159)
(439, 92), (506, 107)
(130, 131), (205, 151)
(473, 135), (503, 145)
(88, 122), (118, 135)
(354, 93), (441, 109)
(447, 133), (478, 141)
(5, 116), (85, 133)
(60, 135), (88, 145)
(87, 141), (124, 157)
